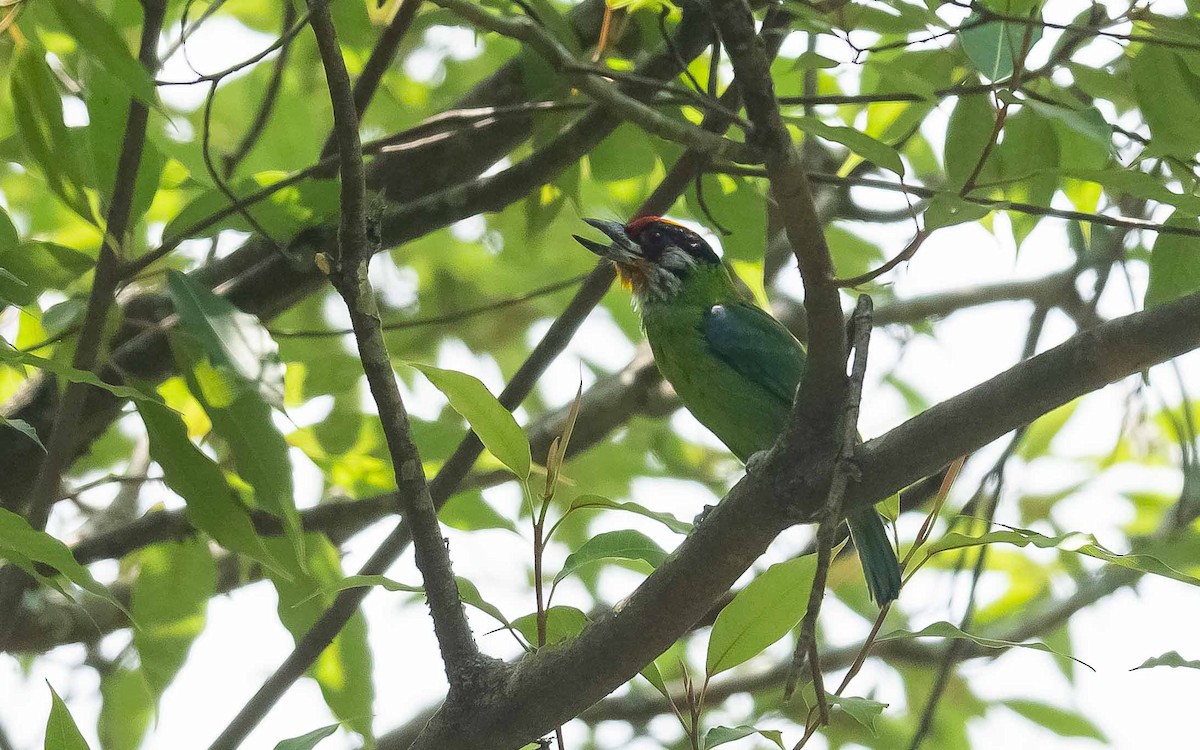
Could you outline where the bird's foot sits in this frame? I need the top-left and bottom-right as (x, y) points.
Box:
(692, 504), (716, 527)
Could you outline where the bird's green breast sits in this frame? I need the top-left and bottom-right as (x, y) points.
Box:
(640, 266), (797, 462)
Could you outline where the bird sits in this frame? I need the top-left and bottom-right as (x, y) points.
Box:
(574, 215), (901, 604)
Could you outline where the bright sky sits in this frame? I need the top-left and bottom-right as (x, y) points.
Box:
(3, 2), (1199, 750)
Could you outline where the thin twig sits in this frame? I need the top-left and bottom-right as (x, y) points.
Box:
(201, 80), (284, 252)
(223, 2), (297, 176)
(430, 0), (761, 164)
(784, 296), (874, 710)
(156, 8), (313, 85)
(714, 168), (1200, 240)
(269, 273), (587, 338)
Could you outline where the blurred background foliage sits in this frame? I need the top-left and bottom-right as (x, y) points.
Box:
(1, 0), (1200, 748)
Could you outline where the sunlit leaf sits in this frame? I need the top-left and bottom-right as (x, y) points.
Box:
(1004, 699), (1107, 741)
(408, 362), (530, 480)
(790, 116), (904, 176)
(98, 668), (152, 750)
(0, 507), (125, 612)
(273, 724), (340, 750)
(131, 539), (215, 701)
(44, 684), (92, 750)
(512, 605), (589, 646)
(560, 494), (691, 535)
(46, 0), (156, 105)
(264, 535), (374, 742)
(553, 529), (667, 587)
(1145, 214), (1200, 308)
(137, 399), (290, 579)
(704, 725), (785, 749)
(707, 554), (816, 677)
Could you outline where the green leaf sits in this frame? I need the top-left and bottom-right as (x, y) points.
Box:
(1145, 214), (1200, 308)
(561, 494), (691, 534)
(86, 68), (164, 226)
(456, 575), (513, 627)
(2, 417), (46, 451)
(1066, 169), (1200, 216)
(167, 270), (285, 407)
(685, 175), (765, 263)
(44, 684), (92, 750)
(1018, 400), (1079, 459)
(917, 526), (1200, 590)
(98, 668), (152, 750)
(0, 206), (17, 253)
(828, 694), (888, 734)
(0, 241), (94, 307)
(131, 539), (215, 701)
(167, 277), (302, 566)
(512, 605), (590, 646)
(522, 0), (581, 55)
(791, 51), (839, 70)
(0, 345), (152, 403)
(1004, 699), (1107, 741)
(552, 529), (667, 586)
(1023, 100), (1111, 171)
(944, 93), (999, 191)
(1132, 651), (1200, 671)
(11, 45), (94, 219)
(706, 554), (817, 677)
(264, 535), (374, 742)
(162, 175), (341, 245)
(408, 362), (530, 480)
(0, 507), (125, 611)
(1132, 46), (1200, 158)
(273, 724), (340, 750)
(877, 621), (1094, 670)
(790, 116), (904, 176)
(440, 490), (518, 533)
(46, 0), (156, 105)
(589, 123), (657, 183)
(704, 725), (785, 749)
(137, 399), (290, 579)
(923, 194), (990, 231)
(328, 574), (424, 595)
(959, 10), (1043, 82)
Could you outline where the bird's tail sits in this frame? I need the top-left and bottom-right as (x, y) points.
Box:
(845, 506), (902, 604)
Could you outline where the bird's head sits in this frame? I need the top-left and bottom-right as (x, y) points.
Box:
(574, 216), (720, 302)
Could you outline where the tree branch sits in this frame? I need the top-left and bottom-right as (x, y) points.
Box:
(403, 287), (1200, 749)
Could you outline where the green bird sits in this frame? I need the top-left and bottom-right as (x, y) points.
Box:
(575, 215), (901, 604)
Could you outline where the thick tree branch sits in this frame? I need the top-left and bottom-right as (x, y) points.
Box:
(403, 287), (1200, 749)
(16, 270), (1084, 585)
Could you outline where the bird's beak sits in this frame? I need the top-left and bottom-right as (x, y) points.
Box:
(573, 218), (638, 261)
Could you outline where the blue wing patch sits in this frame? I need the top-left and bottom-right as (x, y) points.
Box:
(701, 302), (807, 408)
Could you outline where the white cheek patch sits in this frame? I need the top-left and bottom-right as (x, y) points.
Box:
(636, 247), (696, 303)
(660, 247), (699, 273)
